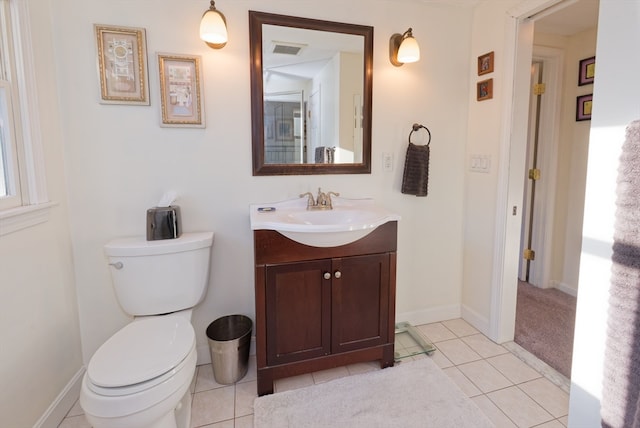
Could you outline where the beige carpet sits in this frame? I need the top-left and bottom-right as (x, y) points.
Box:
(514, 281), (576, 378)
(253, 357), (494, 427)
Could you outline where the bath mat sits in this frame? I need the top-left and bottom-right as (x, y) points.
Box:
(253, 357), (494, 428)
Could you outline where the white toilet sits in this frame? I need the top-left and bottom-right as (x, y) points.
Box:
(80, 232), (214, 428)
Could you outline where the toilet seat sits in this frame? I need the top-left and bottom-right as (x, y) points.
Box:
(87, 314), (195, 395)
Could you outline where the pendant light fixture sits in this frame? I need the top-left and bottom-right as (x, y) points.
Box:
(200, 0), (228, 49)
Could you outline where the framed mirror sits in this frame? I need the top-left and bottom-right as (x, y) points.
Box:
(249, 11), (373, 175)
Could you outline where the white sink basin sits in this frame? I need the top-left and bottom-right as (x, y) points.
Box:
(249, 197), (400, 247)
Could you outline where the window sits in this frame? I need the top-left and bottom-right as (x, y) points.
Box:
(0, 0), (52, 235)
(0, 0), (22, 210)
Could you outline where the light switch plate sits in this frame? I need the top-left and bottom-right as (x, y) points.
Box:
(469, 154), (491, 173)
(382, 152), (393, 172)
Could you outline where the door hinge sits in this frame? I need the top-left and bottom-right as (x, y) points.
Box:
(523, 248), (536, 261)
(528, 168), (541, 180)
(533, 83), (546, 95)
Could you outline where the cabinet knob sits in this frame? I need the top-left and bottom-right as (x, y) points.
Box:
(334, 271), (342, 279)
(323, 272), (331, 280)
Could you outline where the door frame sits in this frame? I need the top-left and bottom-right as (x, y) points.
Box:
(488, 0), (568, 343)
(520, 46), (564, 288)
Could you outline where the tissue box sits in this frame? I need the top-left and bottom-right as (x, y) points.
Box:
(146, 206), (181, 240)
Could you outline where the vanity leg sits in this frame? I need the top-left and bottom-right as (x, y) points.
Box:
(257, 370), (274, 396)
(380, 343), (395, 369)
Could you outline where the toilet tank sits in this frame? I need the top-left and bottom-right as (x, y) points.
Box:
(104, 232), (214, 316)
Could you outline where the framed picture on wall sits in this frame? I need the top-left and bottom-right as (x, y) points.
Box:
(157, 53), (205, 128)
(94, 24), (149, 105)
(477, 78), (493, 101)
(478, 51), (494, 75)
(578, 56), (595, 86)
(576, 94), (593, 121)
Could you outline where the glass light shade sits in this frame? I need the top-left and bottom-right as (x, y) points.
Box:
(397, 36), (420, 63)
(200, 10), (227, 44)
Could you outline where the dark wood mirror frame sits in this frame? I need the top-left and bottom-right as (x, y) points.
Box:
(249, 11), (374, 176)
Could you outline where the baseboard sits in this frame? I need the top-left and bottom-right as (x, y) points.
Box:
(33, 367), (85, 428)
(396, 304), (461, 327)
(460, 304), (490, 336)
(197, 336), (257, 366)
(551, 280), (578, 297)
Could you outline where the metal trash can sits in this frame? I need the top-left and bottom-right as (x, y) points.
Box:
(206, 315), (253, 384)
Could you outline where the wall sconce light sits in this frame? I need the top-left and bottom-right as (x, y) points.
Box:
(389, 28), (420, 67)
(200, 0), (228, 49)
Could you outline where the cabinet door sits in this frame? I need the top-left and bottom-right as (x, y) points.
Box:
(265, 259), (332, 365)
(331, 253), (390, 353)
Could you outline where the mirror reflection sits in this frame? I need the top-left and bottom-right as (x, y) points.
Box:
(249, 11), (373, 175)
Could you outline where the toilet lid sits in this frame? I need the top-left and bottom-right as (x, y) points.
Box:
(88, 315), (195, 388)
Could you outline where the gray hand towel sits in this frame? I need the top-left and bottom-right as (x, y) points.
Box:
(401, 142), (430, 197)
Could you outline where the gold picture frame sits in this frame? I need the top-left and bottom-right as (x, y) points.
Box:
(478, 51), (494, 76)
(157, 53), (205, 128)
(477, 78), (493, 101)
(94, 24), (149, 105)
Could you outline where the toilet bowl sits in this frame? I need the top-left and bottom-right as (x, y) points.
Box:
(80, 313), (197, 428)
(79, 232), (214, 428)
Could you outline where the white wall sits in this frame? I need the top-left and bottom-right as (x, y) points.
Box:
(0, 1), (83, 427)
(461, 0), (521, 334)
(50, 0), (473, 365)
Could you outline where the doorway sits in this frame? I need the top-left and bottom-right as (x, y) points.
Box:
(489, 0), (598, 348)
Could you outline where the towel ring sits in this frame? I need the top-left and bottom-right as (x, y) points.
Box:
(408, 123), (431, 146)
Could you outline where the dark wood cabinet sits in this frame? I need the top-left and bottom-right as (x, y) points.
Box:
(253, 221), (397, 396)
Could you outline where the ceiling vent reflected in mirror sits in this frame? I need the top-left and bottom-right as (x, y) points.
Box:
(271, 41), (307, 56)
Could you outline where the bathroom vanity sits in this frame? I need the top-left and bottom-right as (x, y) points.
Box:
(252, 220), (398, 395)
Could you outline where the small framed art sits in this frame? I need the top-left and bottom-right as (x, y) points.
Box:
(477, 78), (493, 101)
(94, 24), (149, 105)
(478, 51), (494, 75)
(578, 56), (595, 86)
(157, 53), (205, 128)
(576, 94), (593, 121)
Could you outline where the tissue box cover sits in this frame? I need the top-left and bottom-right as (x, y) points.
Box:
(146, 206), (181, 240)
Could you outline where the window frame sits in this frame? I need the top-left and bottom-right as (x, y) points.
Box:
(0, 0), (53, 236)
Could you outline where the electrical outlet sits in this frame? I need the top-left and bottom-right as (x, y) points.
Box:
(382, 152), (393, 172)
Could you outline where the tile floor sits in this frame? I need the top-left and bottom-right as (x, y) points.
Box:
(58, 318), (570, 428)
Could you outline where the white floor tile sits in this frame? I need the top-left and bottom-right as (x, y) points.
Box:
(442, 366), (482, 397)
(435, 338), (482, 365)
(457, 360), (513, 393)
(312, 365), (350, 384)
(273, 373), (314, 392)
(429, 349), (454, 368)
(57, 414), (91, 428)
(417, 322), (457, 342)
(519, 377), (570, 418)
(462, 333), (509, 358)
(194, 363), (226, 392)
(442, 318), (480, 337)
(535, 420), (566, 428)
(487, 386), (554, 428)
(190, 386), (235, 427)
(471, 395), (517, 428)
(487, 353), (542, 384)
(235, 380), (257, 418)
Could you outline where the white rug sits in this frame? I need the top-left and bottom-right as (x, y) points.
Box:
(253, 357), (495, 427)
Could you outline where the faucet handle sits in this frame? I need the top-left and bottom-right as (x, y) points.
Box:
(300, 192), (315, 207)
(326, 191), (339, 208)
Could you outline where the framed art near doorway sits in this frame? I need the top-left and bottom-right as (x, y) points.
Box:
(576, 94), (593, 121)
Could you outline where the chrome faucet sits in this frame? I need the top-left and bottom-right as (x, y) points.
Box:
(299, 188), (340, 210)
